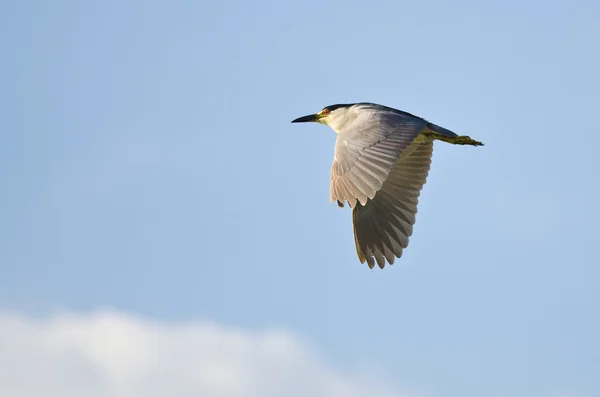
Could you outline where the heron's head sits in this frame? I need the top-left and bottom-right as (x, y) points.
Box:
(291, 103), (358, 133)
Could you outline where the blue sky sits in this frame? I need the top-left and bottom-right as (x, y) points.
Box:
(1, 0), (599, 396)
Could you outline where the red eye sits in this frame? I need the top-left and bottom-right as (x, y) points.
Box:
(323, 109), (330, 115)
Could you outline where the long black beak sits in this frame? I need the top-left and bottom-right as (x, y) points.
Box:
(291, 114), (319, 123)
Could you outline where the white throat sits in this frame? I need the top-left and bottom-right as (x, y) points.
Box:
(323, 106), (359, 134)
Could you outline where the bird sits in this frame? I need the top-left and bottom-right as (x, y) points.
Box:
(291, 102), (483, 269)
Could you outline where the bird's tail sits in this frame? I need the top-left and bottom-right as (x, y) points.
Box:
(425, 122), (484, 146)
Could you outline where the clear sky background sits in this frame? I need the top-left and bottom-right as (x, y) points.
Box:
(1, 1), (599, 396)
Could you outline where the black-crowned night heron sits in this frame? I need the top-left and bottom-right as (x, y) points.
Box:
(292, 102), (483, 269)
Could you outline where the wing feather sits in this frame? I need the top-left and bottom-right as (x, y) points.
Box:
(330, 108), (427, 206)
(351, 140), (434, 268)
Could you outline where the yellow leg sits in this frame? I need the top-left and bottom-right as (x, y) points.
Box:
(424, 131), (484, 146)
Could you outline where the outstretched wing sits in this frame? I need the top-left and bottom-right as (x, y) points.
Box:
(351, 139), (433, 268)
(330, 109), (427, 208)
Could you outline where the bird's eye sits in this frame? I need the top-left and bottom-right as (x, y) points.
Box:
(322, 109), (330, 115)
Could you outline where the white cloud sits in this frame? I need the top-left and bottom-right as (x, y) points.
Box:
(0, 309), (414, 397)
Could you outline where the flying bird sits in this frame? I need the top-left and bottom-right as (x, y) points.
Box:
(292, 102), (483, 269)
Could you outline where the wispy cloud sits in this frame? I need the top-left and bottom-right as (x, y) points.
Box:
(0, 310), (415, 397)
